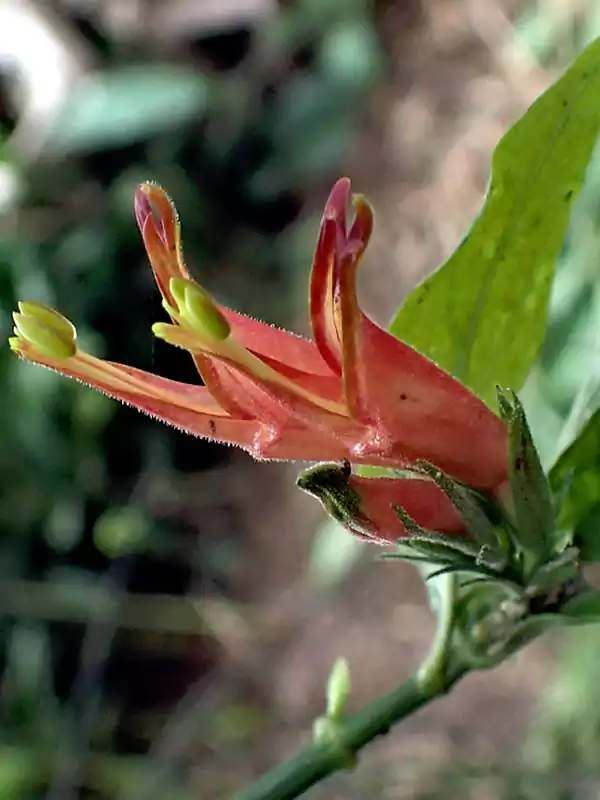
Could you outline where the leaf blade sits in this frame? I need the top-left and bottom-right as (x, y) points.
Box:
(390, 38), (600, 408)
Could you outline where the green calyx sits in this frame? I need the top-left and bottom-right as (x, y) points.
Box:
(416, 461), (505, 552)
(387, 507), (505, 578)
(299, 395), (587, 641)
(497, 387), (557, 567)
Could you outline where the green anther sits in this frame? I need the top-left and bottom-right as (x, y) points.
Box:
(185, 283), (230, 341)
(169, 277), (231, 341)
(18, 302), (77, 345)
(151, 322), (200, 353)
(152, 322), (178, 344)
(169, 277), (188, 313)
(13, 312), (77, 359)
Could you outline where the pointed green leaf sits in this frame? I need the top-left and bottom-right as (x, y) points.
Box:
(498, 389), (556, 556)
(415, 461), (504, 553)
(390, 38), (600, 408)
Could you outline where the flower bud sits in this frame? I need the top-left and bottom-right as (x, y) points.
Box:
(326, 658), (351, 720)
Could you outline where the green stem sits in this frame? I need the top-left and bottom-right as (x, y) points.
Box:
(417, 573), (457, 693)
(232, 660), (467, 800)
(233, 569), (463, 800)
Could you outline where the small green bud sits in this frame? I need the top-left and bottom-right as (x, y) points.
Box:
(326, 657), (351, 720)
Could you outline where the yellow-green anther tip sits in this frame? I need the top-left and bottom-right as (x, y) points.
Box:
(17, 302), (77, 343)
(151, 322), (171, 341)
(168, 277), (230, 341)
(13, 312), (77, 359)
(151, 322), (192, 351)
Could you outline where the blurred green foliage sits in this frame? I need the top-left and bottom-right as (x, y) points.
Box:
(0, 0), (382, 796)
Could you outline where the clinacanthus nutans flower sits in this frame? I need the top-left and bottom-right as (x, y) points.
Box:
(10, 178), (509, 541)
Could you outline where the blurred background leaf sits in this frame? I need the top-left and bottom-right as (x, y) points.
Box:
(47, 66), (211, 154)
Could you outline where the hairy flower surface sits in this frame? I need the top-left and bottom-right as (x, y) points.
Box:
(10, 179), (509, 540)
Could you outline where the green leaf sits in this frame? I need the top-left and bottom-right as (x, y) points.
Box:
(48, 66), (210, 153)
(550, 406), (600, 531)
(561, 590), (600, 622)
(390, 37), (600, 408)
(550, 406), (600, 490)
(572, 505), (600, 562)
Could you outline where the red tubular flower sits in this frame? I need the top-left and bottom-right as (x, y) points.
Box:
(10, 178), (509, 542)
